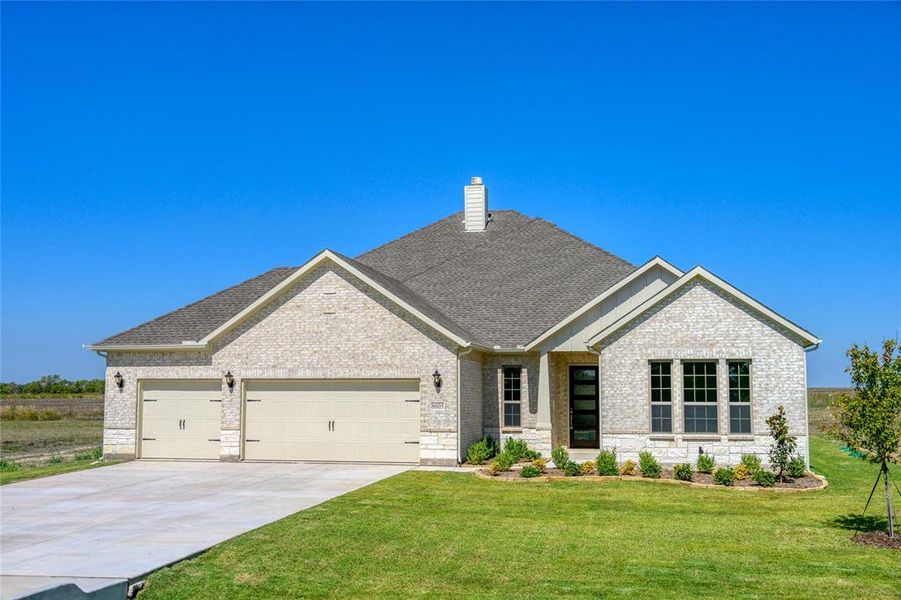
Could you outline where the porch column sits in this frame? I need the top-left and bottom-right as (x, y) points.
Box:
(537, 350), (552, 430)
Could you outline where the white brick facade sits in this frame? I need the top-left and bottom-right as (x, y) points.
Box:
(103, 262), (460, 465)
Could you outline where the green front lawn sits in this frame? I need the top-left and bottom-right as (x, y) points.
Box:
(141, 437), (899, 599)
(0, 456), (121, 485)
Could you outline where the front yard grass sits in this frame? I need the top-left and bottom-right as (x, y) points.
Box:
(0, 455), (121, 485)
(141, 437), (900, 599)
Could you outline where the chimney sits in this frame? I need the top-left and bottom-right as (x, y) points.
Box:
(464, 176), (489, 232)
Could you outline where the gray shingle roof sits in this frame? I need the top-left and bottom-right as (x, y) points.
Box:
(95, 210), (636, 348)
(356, 211), (636, 347)
(94, 267), (298, 346)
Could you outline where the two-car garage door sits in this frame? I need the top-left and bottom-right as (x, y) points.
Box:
(243, 380), (421, 463)
(139, 379), (422, 463)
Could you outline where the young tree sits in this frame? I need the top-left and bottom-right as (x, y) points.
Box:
(828, 340), (901, 538)
(766, 405), (797, 482)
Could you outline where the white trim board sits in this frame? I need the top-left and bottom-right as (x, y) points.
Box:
(524, 256), (684, 351)
(585, 265), (821, 349)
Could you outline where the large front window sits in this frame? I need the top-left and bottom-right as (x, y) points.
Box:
(503, 367), (521, 428)
(650, 361), (672, 433)
(728, 361), (751, 434)
(683, 361), (717, 433)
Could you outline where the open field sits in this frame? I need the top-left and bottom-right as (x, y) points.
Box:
(0, 397), (103, 461)
(140, 437), (899, 599)
(807, 388), (849, 434)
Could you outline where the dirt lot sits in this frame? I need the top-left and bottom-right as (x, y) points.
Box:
(1, 397), (103, 460)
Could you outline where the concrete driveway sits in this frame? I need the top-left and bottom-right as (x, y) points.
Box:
(0, 461), (409, 599)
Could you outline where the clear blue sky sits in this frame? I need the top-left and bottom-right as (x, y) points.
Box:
(2, 2), (899, 386)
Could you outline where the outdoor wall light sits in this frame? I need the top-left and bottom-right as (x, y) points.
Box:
(432, 370), (442, 390)
(224, 371), (235, 391)
(113, 372), (125, 390)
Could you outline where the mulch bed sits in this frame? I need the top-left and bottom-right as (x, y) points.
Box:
(852, 531), (901, 550)
(481, 463), (824, 490)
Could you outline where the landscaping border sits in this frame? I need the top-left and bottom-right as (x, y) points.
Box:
(475, 468), (829, 492)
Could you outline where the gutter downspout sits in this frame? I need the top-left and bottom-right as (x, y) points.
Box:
(457, 346), (474, 464)
(586, 345), (602, 450)
(802, 341), (820, 467)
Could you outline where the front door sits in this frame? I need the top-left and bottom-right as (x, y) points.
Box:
(569, 366), (599, 448)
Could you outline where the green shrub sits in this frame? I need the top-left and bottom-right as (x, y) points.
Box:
(740, 453), (762, 471)
(522, 449), (542, 461)
(563, 460), (581, 477)
(551, 446), (570, 469)
(531, 458), (548, 473)
(466, 437), (499, 465)
(734, 464), (750, 481)
(713, 467), (735, 486)
(696, 453), (716, 474)
(596, 449), (618, 476)
(638, 451), (661, 478)
(673, 463), (693, 481)
(579, 461), (596, 475)
(619, 459), (638, 476)
(0, 458), (19, 472)
(503, 438), (530, 462)
(752, 469), (776, 487)
(91, 446), (103, 460)
(520, 464), (542, 478)
(787, 455), (806, 478)
(491, 452), (514, 472)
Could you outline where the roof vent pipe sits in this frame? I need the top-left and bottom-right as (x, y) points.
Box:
(463, 176), (488, 232)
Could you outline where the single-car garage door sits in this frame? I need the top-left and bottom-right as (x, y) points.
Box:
(140, 380), (221, 460)
(243, 380), (420, 463)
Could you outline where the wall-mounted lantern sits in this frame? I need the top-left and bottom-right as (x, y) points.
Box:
(113, 372), (125, 390)
(432, 370), (442, 390)
(224, 371), (235, 391)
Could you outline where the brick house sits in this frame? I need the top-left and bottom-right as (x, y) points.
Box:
(90, 178), (819, 466)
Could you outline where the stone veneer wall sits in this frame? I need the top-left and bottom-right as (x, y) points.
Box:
(103, 261), (461, 465)
(598, 279), (809, 466)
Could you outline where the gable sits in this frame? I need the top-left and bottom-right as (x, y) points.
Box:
(212, 264), (458, 368)
(588, 268), (820, 349)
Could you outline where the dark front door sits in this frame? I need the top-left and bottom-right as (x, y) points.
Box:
(569, 366), (599, 448)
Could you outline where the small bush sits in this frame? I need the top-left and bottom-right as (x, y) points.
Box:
(787, 455), (806, 478)
(466, 437), (499, 465)
(740, 453), (762, 471)
(491, 452), (514, 472)
(563, 460), (581, 477)
(520, 464), (542, 478)
(91, 446), (103, 460)
(673, 463), (693, 481)
(752, 469), (776, 487)
(580, 461), (596, 476)
(503, 438), (530, 462)
(596, 449), (618, 476)
(47, 454), (64, 465)
(522, 449), (543, 461)
(531, 458), (548, 473)
(551, 446), (570, 469)
(733, 464), (750, 481)
(696, 453), (716, 474)
(638, 451), (661, 478)
(0, 458), (20, 472)
(619, 459), (638, 476)
(713, 467), (735, 486)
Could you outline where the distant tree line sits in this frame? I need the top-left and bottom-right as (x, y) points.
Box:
(0, 375), (104, 397)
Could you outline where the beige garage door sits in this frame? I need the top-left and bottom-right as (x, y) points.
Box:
(140, 380), (221, 460)
(243, 380), (420, 463)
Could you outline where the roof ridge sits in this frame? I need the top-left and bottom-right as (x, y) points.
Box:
(398, 212), (541, 282)
(95, 266), (297, 345)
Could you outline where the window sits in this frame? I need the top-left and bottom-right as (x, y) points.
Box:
(729, 361), (751, 434)
(503, 367), (521, 428)
(650, 362), (672, 433)
(683, 362), (717, 433)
